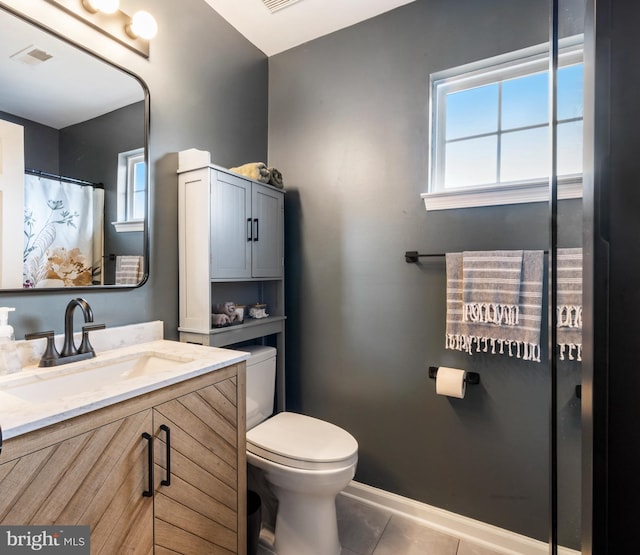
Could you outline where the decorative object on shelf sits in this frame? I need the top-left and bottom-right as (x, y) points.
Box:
(234, 305), (246, 324)
(268, 168), (284, 189)
(249, 303), (269, 319)
(229, 162), (271, 183)
(213, 301), (236, 316)
(212, 313), (231, 327)
(212, 301), (246, 327)
(229, 163), (285, 189)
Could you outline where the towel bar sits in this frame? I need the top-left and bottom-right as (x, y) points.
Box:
(405, 251), (443, 263)
(405, 249), (550, 263)
(428, 366), (480, 385)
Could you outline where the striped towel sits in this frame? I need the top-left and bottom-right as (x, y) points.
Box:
(557, 248), (582, 361)
(446, 250), (544, 362)
(462, 250), (523, 326)
(115, 255), (144, 285)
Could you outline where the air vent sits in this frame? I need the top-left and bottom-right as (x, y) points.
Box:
(262, 0), (302, 14)
(10, 45), (53, 66)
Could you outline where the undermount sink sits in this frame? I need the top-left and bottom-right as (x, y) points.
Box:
(0, 327), (250, 442)
(1, 350), (196, 404)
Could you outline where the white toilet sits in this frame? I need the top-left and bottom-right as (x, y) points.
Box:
(243, 345), (358, 555)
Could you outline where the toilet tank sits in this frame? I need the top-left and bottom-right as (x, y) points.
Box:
(242, 345), (277, 430)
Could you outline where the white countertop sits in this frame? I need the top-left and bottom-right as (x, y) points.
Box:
(0, 339), (248, 441)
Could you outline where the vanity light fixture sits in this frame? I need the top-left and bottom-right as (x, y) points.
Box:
(126, 11), (158, 40)
(45, 0), (157, 58)
(81, 0), (120, 15)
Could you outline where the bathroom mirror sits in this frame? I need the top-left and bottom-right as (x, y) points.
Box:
(0, 4), (149, 290)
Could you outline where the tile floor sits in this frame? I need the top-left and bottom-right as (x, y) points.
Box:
(336, 494), (503, 555)
(257, 493), (504, 555)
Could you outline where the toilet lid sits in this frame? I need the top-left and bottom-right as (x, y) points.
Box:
(246, 412), (358, 471)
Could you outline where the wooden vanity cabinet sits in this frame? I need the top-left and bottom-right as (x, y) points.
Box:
(0, 409), (154, 553)
(0, 364), (246, 555)
(153, 378), (242, 554)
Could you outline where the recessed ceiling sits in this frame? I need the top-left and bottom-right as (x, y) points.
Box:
(202, 0), (417, 56)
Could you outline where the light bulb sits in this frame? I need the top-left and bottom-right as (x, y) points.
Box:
(82, 0), (120, 14)
(127, 11), (158, 40)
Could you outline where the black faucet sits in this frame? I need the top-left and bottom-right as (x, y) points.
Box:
(62, 298), (94, 357)
(25, 298), (105, 367)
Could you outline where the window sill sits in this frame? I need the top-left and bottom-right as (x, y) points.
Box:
(421, 178), (582, 211)
(112, 220), (144, 232)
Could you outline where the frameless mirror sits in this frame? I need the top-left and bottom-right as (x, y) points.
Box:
(0, 5), (148, 290)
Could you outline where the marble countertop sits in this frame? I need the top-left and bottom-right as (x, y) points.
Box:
(0, 338), (249, 441)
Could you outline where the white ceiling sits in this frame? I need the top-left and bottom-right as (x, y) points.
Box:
(0, 8), (143, 129)
(0, 0), (414, 129)
(202, 0), (417, 56)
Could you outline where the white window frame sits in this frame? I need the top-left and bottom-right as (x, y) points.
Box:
(113, 147), (146, 232)
(422, 36), (584, 211)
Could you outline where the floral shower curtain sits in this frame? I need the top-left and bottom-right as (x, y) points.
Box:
(23, 175), (104, 288)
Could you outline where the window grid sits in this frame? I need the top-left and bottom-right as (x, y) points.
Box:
(114, 147), (146, 232)
(430, 40), (583, 196)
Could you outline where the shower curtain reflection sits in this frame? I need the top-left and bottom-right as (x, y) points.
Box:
(23, 175), (104, 288)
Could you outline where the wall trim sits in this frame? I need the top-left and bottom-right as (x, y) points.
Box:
(421, 179), (583, 211)
(342, 481), (579, 555)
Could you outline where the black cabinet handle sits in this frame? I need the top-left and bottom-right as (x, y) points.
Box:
(253, 218), (259, 242)
(247, 218), (252, 241)
(160, 424), (171, 486)
(142, 432), (153, 497)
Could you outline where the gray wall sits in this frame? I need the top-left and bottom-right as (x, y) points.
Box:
(60, 102), (145, 282)
(2, 0), (268, 339)
(269, 0), (582, 546)
(0, 111), (60, 173)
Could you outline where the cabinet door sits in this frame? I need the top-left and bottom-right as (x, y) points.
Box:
(252, 183), (284, 278)
(153, 377), (240, 554)
(0, 410), (154, 554)
(211, 172), (252, 279)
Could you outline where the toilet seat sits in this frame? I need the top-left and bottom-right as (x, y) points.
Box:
(247, 412), (358, 471)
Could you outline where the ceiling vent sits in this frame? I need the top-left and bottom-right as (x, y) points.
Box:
(10, 45), (53, 66)
(262, 0), (302, 14)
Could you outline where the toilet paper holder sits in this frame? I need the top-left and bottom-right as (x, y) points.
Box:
(428, 366), (480, 385)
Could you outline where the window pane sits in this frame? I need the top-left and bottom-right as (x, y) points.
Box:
(134, 161), (146, 192)
(445, 84), (498, 140)
(501, 126), (549, 182)
(502, 71), (548, 130)
(133, 191), (145, 220)
(445, 136), (497, 188)
(558, 120), (583, 175)
(131, 161), (146, 220)
(558, 63), (583, 120)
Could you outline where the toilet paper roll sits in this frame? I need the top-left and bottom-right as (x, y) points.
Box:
(435, 367), (467, 399)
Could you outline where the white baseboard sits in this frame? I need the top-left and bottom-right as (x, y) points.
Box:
(342, 481), (579, 555)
